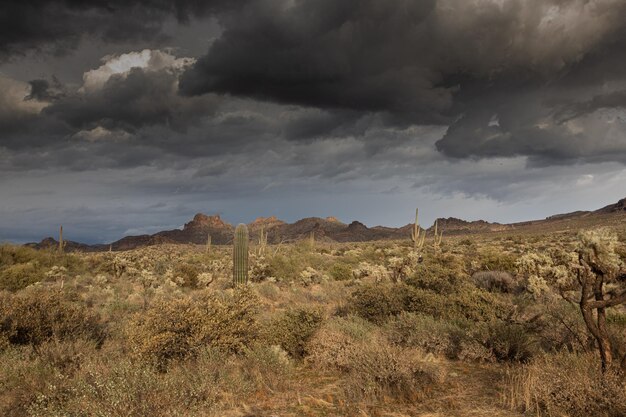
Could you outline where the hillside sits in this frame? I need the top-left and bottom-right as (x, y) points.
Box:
(27, 196), (626, 251)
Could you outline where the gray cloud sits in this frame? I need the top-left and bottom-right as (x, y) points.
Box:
(0, 0), (246, 59)
(179, 0), (626, 163)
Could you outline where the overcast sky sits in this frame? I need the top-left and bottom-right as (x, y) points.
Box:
(1, 0), (625, 244)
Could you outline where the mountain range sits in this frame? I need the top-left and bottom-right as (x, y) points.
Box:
(27, 197), (626, 252)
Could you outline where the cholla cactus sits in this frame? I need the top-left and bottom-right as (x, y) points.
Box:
(45, 265), (68, 281)
(352, 261), (390, 283)
(197, 272), (215, 287)
(515, 252), (569, 299)
(388, 251), (421, 282)
(299, 267), (328, 286)
(233, 224), (249, 286)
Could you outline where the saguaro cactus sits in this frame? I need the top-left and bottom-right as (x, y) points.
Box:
(59, 225), (64, 253)
(433, 219), (443, 252)
(411, 208), (425, 253)
(233, 224), (249, 286)
(257, 226), (267, 256)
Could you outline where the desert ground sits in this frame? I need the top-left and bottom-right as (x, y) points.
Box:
(1, 212), (625, 417)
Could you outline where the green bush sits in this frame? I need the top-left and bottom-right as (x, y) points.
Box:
(475, 248), (518, 273)
(0, 289), (106, 348)
(403, 285), (511, 323)
(173, 263), (199, 288)
(0, 262), (44, 291)
(348, 282), (512, 325)
(127, 288), (260, 370)
(405, 263), (465, 295)
(347, 283), (405, 324)
(329, 263), (352, 281)
(0, 245), (85, 291)
(265, 306), (324, 359)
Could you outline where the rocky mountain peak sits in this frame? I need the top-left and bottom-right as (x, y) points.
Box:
(184, 213), (230, 230)
(248, 216), (286, 229)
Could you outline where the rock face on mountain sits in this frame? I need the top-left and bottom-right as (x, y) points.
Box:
(428, 217), (510, 234)
(25, 196), (626, 251)
(596, 197), (626, 214)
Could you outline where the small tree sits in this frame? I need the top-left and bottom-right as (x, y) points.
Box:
(573, 229), (625, 372)
(518, 229), (626, 372)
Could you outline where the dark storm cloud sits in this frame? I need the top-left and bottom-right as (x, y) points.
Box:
(3, 0), (626, 173)
(180, 0), (451, 123)
(0, 0), (245, 59)
(178, 0), (626, 163)
(25, 78), (65, 101)
(44, 67), (217, 132)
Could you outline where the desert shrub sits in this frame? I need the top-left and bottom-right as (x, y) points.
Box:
(0, 346), (59, 417)
(406, 262), (465, 295)
(475, 248), (518, 273)
(241, 344), (293, 391)
(307, 316), (375, 371)
(403, 285), (511, 323)
(7, 343), (293, 417)
(265, 306), (324, 359)
(172, 263), (199, 288)
(0, 289), (105, 348)
(24, 351), (227, 417)
(0, 245), (85, 291)
(127, 288), (259, 370)
(347, 283), (405, 324)
(471, 270), (517, 293)
(507, 352), (626, 417)
(307, 318), (444, 402)
(0, 263), (45, 292)
(343, 339), (445, 402)
(485, 322), (537, 362)
(329, 263), (352, 281)
(348, 282), (511, 325)
(385, 312), (460, 357)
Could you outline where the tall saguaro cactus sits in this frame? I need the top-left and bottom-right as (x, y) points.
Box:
(233, 224), (249, 286)
(411, 208), (425, 253)
(433, 219), (444, 252)
(59, 225), (64, 253)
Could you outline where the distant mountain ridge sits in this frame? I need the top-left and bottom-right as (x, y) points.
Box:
(27, 196), (626, 251)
